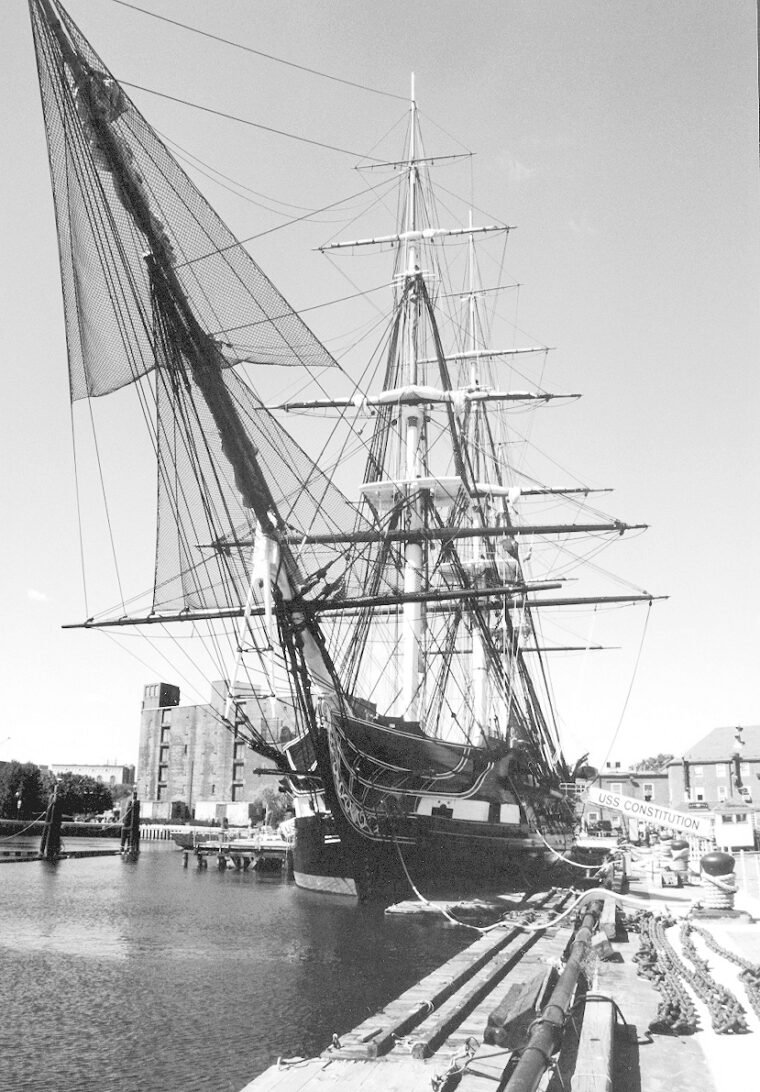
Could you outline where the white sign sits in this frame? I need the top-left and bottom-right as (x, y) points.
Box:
(585, 785), (713, 838)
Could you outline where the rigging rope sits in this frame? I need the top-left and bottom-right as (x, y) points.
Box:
(109, 0), (408, 102)
(597, 600), (653, 775)
(119, 80), (388, 163)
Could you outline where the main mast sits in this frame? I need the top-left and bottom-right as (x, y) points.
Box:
(465, 212), (490, 741)
(402, 76), (424, 719)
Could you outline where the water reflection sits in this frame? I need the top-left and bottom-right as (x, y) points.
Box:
(1, 842), (468, 1092)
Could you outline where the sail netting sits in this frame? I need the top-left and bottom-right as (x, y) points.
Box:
(30, 0), (339, 400)
(29, 0), (402, 620)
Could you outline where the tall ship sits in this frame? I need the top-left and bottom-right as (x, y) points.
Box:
(29, 0), (658, 900)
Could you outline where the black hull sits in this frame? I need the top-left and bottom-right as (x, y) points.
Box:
(293, 814), (570, 902)
(292, 815), (359, 897)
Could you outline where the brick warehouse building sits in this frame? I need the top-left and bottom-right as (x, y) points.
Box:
(583, 725), (760, 837)
(137, 681), (295, 822)
(583, 762), (670, 831)
(667, 724), (760, 807)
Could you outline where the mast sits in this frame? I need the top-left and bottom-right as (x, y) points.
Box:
(466, 211), (489, 741)
(402, 74), (424, 719)
(31, 0), (343, 718)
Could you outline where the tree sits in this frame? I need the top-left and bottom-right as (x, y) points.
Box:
(631, 753), (674, 772)
(111, 782), (134, 805)
(0, 761), (48, 820)
(252, 785), (292, 827)
(53, 772), (113, 816)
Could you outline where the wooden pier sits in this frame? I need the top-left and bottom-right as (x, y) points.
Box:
(186, 837), (291, 873)
(239, 871), (760, 1092)
(0, 847), (121, 864)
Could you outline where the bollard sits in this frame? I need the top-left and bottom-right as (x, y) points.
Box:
(699, 850), (737, 912)
(670, 839), (690, 881)
(183, 851), (189, 868)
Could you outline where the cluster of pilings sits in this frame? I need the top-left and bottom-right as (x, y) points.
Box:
(37, 787), (141, 862)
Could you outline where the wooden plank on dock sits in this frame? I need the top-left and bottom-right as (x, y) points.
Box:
(483, 967), (552, 1047)
(456, 1044), (513, 1092)
(444, 923), (573, 1055)
(571, 994), (615, 1092)
(599, 895), (617, 940)
(327, 891), (560, 1060)
(406, 921), (562, 1059)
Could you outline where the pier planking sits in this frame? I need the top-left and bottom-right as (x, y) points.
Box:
(240, 891), (574, 1092)
(240, 875), (760, 1092)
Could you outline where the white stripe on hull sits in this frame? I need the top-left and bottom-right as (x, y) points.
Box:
(293, 870), (358, 898)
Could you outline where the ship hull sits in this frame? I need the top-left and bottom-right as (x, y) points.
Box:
(292, 815), (358, 897)
(292, 812), (571, 902)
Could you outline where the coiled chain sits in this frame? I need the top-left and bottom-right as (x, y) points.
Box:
(678, 920), (749, 1034)
(629, 911), (699, 1034)
(627, 910), (749, 1035)
(686, 921), (760, 1021)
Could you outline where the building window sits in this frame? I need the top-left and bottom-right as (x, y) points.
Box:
(643, 783), (654, 802)
(609, 783), (623, 795)
(159, 745), (169, 763)
(693, 766), (703, 777)
(717, 764), (726, 778)
(718, 785), (728, 801)
(587, 811), (599, 823)
(231, 783), (244, 802)
(183, 744), (188, 755)
(158, 765), (169, 783)
(211, 784), (215, 795)
(692, 787), (705, 802)
(160, 726), (170, 744)
(741, 763), (751, 779)
(233, 741), (245, 761)
(232, 762), (245, 782)
(157, 785), (166, 801)
(161, 708), (172, 725)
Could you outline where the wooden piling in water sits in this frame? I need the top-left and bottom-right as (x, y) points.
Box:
(120, 790), (141, 860)
(39, 786), (63, 862)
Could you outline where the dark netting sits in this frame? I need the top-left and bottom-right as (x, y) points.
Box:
(29, 0), (398, 619)
(152, 355), (399, 614)
(30, 0), (339, 402)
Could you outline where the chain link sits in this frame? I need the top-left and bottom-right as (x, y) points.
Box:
(687, 921), (760, 1021)
(626, 911), (749, 1035)
(628, 911), (699, 1035)
(678, 920), (749, 1034)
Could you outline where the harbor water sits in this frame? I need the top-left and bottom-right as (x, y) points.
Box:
(0, 841), (469, 1092)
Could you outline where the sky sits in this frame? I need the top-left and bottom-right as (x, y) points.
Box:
(1, 0), (758, 772)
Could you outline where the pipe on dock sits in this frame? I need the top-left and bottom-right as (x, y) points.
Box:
(503, 898), (603, 1092)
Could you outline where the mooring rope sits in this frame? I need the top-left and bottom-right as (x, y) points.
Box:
(0, 810), (49, 841)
